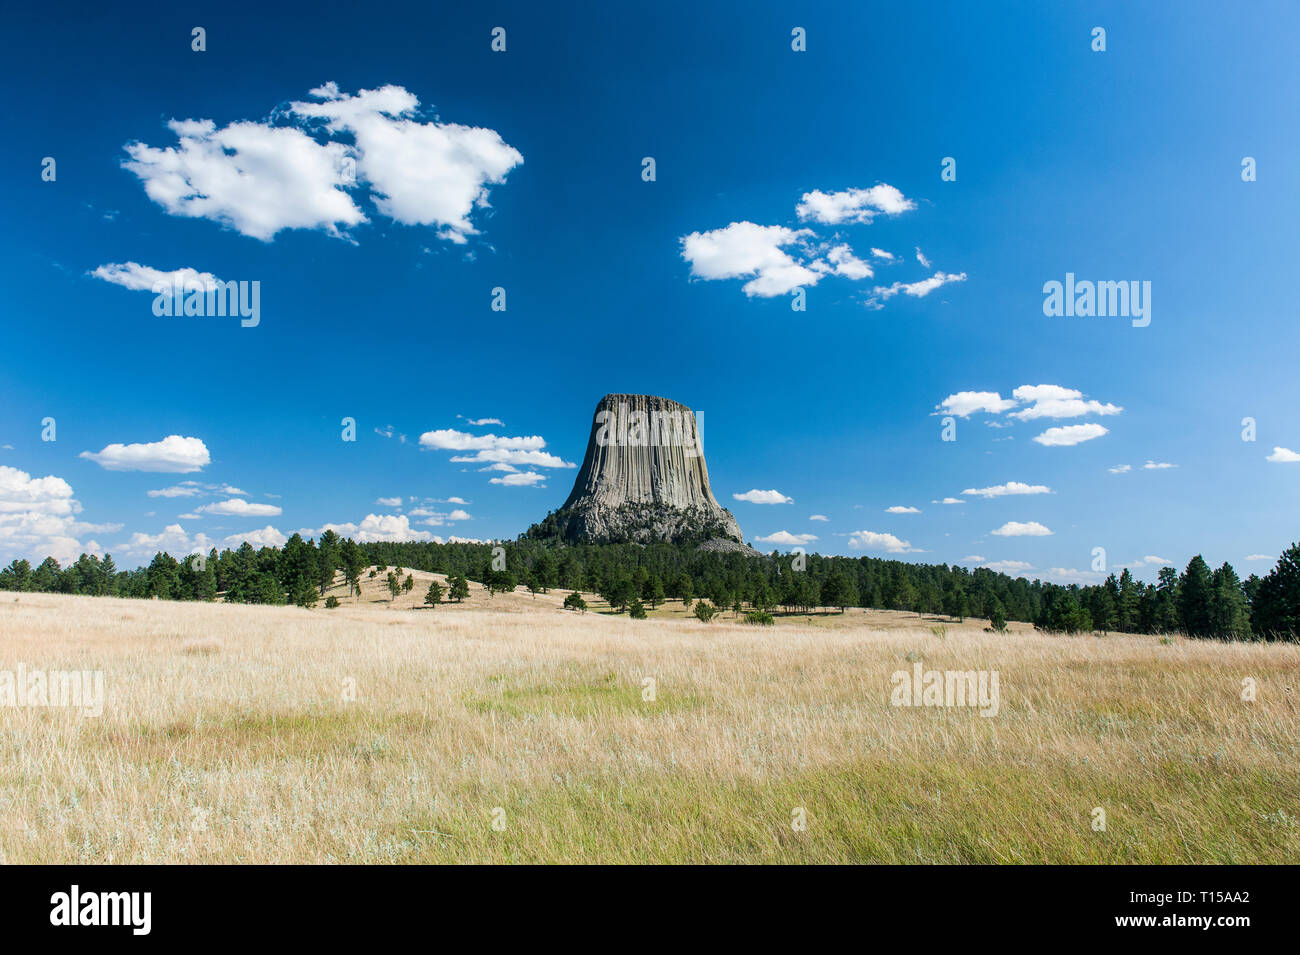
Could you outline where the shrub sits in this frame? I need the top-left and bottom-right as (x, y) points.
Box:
(693, 601), (718, 623)
(563, 592), (588, 613)
(629, 598), (647, 619)
(744, 610), (774, 626)
(324, 595), (340, 609)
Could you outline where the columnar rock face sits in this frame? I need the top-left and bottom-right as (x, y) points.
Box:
(544, 394), (747, 547)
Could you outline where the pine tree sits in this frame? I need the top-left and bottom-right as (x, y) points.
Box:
(1177, 555), (1214, 637)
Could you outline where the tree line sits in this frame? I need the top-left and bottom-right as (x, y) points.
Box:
(2, 534), (1299, 640)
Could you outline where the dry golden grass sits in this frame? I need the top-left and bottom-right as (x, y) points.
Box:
(0, 574), (1296, 864)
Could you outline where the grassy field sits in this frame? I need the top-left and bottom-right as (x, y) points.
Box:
(1, 570), (1296, 864)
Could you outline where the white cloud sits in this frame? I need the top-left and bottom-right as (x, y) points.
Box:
(680, 222), (823, 298)
(980, 559), (1034, 575)
(465, 417), (504, 427)
(450, 448), (575, 469)
(1246, 554), (1273, 561)
(733, 489), (793, 505)
(991, 521), (1052, 537)
(376, 496), (403, 507)
(932, 497), (965, 505)
(1142, 460), (1177, 470)
(1266, 447), (1300, 463)
(0, 466), (123, 564)
(124, 118), (364, 241)
(1032, 424), (1108, 447)
(795, 184), (915, 225)
(915, 247), (931, 268)
(318, 513), (431, 543)
(196, 498), (282, 518)
(490, 471), (546, 487)
(148, 481), (245, 498)
(935, 391), (1018, 418)
(809, 514), (829, 521)
(221, 525), (288, 549)
(961, 555), (987, 563)
(1008, 384), (1122, 420)
(289, 84), (523, 242)
(1108, 464), (1132, 474)
(848, 530), (918, 553)
(80, 435), (210, 473)
(444, 496), (469, 505)
(90, 261), (223, 293)
(961, 481), (1051, 498)
(419, 429), (546, 452)
(122, 523), (216, 560)
(1039, 567), (1107, 585)
(122, 85), (522, 244)
(872, 270), (967, 301)
(885, 505), (920, 514)
(1124, 555), (1172, 567)
(824, 243), (873, 280)
(754, 530), (818, 547)
(870, 248), (895, 261)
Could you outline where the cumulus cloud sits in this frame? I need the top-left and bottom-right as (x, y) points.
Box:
(80, 435), (210, 473)
(848, 530), (918, 553)
(733, 489), (793, 505)
(221, 525), (288, 549)
(490, 471), (546, 487)
(934, 391), (1018, 418)
(809, 514), (829, 521)
(980, 559), (1034, 575)
(90, 261), (223, 293)
(871, 270), (967, 302)
(1124, 555), (1172, 567)
(932, 497), (965, 505)
(1032, 424), (1108, 447)
(1142, 460), (1177, 470)
(1108, 464), (1132, 474)
(795, 184), (915, 224)
(682, 183), (961, 306)
(0, 466), (122, 564)
(318, 513), (432, 543)
(1266, 447), (1300, 463)
(148, 481), (247, 499)
(961, 481), (1051, 498)
(420, 428), (571, 482)
(990, 521), (1052, 537)
(754, 530), (818, 547)
(122, 84), (522, 244)
(1008, 385), (1122, 421)
(196, 498), (282, 518)
(376, 496), (403, 507)
(121, 523), (215, 560)
(450, 448), (575, 469)
(885, 505), (920, 514)
(123, 118), (364, 241)
(419, 429), (545, 452)
(680, 222), (823, 298)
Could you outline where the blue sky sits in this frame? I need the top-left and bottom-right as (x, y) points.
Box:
(2, 0), (1297, 582)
